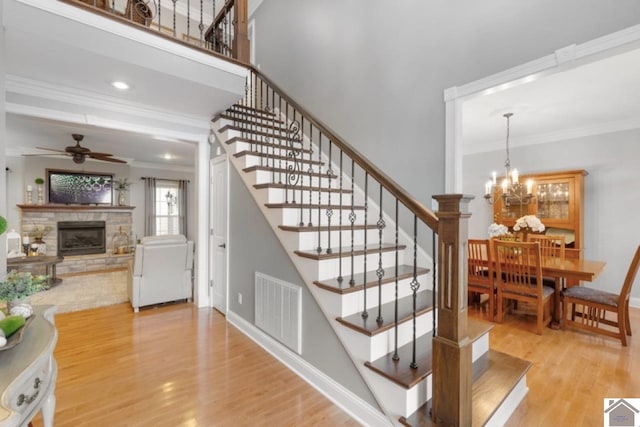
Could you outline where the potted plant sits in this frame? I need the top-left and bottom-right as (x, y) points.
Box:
(114, 178), (132, 206)
(35, 177), (45, 205)
(27, 223), (52, 255)
(0, 271), (49, 311)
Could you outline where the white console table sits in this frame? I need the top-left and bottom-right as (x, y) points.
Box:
(0, 306), (57, 427)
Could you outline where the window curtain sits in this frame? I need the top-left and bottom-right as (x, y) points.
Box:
(144, 177), (156, 236)
(178, 180), (188, 235)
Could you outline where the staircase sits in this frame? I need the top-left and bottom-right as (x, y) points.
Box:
(210, 70), (532, 426)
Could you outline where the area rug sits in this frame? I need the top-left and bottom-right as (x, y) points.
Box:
(30, 270), (128, 313)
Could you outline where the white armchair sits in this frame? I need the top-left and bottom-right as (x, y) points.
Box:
(128, 234), (194, 312)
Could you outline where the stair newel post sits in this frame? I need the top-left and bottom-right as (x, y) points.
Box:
(376, 183), (385, 324)
(361, 172), (369, 319)
(392, 198), (399, 361)
(325, 140), (333, 254)
(431, 194), (473, 426)
(307, 122), (313, 227)
(410, 214), (420, 369)
(315, 131), (323, 254)
(348, 159), (356, 286)
(337, 150), (343, 284)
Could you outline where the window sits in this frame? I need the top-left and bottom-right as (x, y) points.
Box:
(154, 180), (180, 235)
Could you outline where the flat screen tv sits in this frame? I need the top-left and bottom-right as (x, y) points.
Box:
(47, 169), (113, 205)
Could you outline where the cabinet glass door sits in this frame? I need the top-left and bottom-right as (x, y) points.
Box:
(536, 182), (570, 221)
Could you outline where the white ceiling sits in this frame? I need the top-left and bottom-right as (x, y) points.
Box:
(3, 0), (247, 169)
(462, 46), (640, 155)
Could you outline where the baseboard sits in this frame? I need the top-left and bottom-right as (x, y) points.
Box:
(630, 296), (640, 309)
(227, 310), (392, 427)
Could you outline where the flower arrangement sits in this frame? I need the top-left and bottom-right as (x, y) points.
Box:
(114, 178), (132, 191)
(28, 223), (52, 240)
(0, 271), (49, 302)
(488, 222), (510, 238)
(34, 177), (45, 186)
(513, 215), (545, 233)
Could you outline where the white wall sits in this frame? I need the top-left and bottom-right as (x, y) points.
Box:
(463, 129), (640, 300)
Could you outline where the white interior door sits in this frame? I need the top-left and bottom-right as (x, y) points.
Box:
(210, 156), (228, 313)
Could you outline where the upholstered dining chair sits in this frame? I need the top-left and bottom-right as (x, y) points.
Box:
(493, 240), (555, 335)
(468, 239), (496, 321)
(561, 245), (640, 346)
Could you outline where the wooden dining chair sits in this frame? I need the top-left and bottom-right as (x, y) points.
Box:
(527, 234), (566, 288)
(493, 240), (555, 335)
(468, 239), (496, 321)
(561, 245), (640, 346)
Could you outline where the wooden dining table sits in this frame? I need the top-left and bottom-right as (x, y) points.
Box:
(539, 256), (606, 328)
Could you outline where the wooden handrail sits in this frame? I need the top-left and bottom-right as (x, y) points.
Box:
(249, 66), (439, 232)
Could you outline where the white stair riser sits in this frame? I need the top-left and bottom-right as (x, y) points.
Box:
(314, 276), (431, 318)
(298, 250), (405, 281)
(249, 169), (339, 187)
(282, 227), (381, 251)
(239, 153), (322, 170)
(217, 117), (288, 133)
(338, 310), (434, 363)
(259, 186), (354, 206)
(225, 139), (306, 158)
(365, 370), (430, 420)
(268, 206), (379, 227)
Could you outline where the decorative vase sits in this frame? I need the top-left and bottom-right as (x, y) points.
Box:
(37, 185), (44, 205)
(25, 188), (33, 205)
(30, 238), (46, 256)
(117, 189), (128, 206)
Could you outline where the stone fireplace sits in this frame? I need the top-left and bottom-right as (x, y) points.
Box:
(18, 205), (134, 275)
(58, 221), (106, 256)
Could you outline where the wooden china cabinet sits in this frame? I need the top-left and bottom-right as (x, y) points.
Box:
(492, 169), (587, 254)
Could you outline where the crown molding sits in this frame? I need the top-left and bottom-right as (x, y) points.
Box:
(464, 117), (640, 155)
(6, 75), (210, 132)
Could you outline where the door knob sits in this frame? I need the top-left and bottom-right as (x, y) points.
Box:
(218, 243), (226, 248)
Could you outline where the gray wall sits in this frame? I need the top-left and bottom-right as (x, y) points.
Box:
(463, 129), (640, 300)
(228, 167), (378, 408)
(251, 0), (640, 209)
(1, 2), (6, 276)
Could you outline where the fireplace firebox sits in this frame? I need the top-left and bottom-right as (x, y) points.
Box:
(57, 221), (106, 256)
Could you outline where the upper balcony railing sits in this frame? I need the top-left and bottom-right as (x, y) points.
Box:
(66, 0), (250, 63)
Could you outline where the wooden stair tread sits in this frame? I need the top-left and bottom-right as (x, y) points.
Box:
(227, 104), (276, 116)
(217, 113), (284, 125)
(218, 116), (287, 132)
(255, 183), (352, 193)
(265, 203), (365, 210)
(336, 290), (434, 336)
(244, 165), (336, 178)
(225, 136), (312, 154)
(314, 265), (430, 295)
(295, 243), (405, 261)
(399, 349), (532, 426)
(279, 224), (375, 232)
(364, 317), (492, 389)
(235, 150), (324, 166)
(219, 124), (296, 140)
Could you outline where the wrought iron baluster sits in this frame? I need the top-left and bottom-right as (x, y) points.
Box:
(172, 0), (177, 37)
(298, 116), (305, 226)
(316, 132), (323, 253)
(410, 215), (421, 369)
(199, 0), (204, 46)
(349, 159), (356, 286)
(392, 199), (399, 360)
(307, 122), (314, 227)
(376, 184), (385, 324)
(337, 150), (344, 283)
(158, 0), (161, 32)
(278, 96), (283, 185)
(284, 101), (290, 203)
(362, 173), (369, 319)
(187, 0), (191, 42)
(325, 140), (333, 254)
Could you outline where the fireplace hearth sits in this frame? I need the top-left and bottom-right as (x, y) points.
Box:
(58, 221), (106, 256)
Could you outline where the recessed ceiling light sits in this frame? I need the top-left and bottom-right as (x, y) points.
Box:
(111, 81), (129, 90)
(163, 154), (173, 160)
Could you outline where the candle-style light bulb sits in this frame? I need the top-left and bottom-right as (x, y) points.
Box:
(491, 171), (497, 185)
(511, 168), (519, 184)
(526, 179), (534, 195)
(485, 180), (492, 196)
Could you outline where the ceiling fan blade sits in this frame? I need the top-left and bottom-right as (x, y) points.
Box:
(86, 151), (115, 157)
(89, 154), (127, 163)
(22, 153), (68, 157)
(35, 146), (67, 153)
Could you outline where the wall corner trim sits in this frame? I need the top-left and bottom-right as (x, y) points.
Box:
(226, 310), (393, 427)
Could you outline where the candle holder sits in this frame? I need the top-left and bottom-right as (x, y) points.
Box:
(25, 189), (33, 205)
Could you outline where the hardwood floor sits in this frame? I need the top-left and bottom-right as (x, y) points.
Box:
(30, 301), (639, 426)
(31, 303), (358, 427)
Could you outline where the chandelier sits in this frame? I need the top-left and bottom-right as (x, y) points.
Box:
(484, 113), (534, 206)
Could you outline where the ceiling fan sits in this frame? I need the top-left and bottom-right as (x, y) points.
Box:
(24, 134), (127, 164)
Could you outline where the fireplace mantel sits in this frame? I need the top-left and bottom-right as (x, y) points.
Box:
(17, 204), (135, 212)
